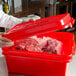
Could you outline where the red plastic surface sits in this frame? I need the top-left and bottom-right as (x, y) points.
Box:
(2, 32), (75, 76)
(3, 13), (75, 41)
(2, 13), (75, 76)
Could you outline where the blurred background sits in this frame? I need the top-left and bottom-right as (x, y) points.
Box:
(0, 0), (76, 31)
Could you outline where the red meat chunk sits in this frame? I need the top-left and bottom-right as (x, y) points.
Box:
(42, 39), (57, 54)
(15, 38), (42, 52)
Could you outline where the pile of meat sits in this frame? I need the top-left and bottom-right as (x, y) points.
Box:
(14, 36), (62, 54)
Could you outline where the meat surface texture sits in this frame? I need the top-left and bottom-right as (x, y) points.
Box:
(14, 36), (62, 54)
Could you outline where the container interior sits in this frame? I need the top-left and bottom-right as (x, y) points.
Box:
(2, 32), (75, 62)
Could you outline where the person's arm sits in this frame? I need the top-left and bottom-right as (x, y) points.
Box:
(0, 10), (23, 28)
(0, 32), (14, 48)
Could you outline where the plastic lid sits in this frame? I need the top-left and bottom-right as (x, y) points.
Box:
(3, 13), (75, 41)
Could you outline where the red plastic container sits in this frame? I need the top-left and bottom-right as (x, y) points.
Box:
(2, 13), (75, 76)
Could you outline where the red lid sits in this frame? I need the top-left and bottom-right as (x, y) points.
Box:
(3, 13), (75, 41)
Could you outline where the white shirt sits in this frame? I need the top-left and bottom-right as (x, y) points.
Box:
(0, 10), (23, 28)
(0, 10), (41, 29)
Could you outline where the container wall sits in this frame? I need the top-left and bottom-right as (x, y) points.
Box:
(5, 55), (67, 76)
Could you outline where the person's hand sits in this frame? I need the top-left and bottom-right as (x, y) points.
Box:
(0, 32), (14, 48)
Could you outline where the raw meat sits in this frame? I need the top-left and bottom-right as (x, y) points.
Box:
(15, 38), (42, 52)
(42, 39), (58, 54)
(14, 36), (62, 54)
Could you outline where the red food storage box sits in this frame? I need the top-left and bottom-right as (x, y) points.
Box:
(2, 13), (75, 76)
